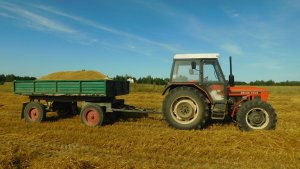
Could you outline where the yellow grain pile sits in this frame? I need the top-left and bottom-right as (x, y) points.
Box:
(39, 70), (109, 80)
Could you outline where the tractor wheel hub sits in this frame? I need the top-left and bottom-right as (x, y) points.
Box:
(174, 99), (197, 120)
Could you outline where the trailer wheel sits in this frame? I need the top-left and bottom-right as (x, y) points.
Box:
(162, 87), (208, 130)
(236, 100), (277, 131)
(80, 104), (104, 127)
(23, 102), (46, 122)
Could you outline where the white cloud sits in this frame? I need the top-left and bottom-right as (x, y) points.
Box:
(233, 13), (240, 17)
(131, 1), (179, 18)
(249, 59), (282, 70)
(220, 43), (244, 56)
(223, 8), (241, 19)
(285, 0), (300, 9)
(221, 6), (288, 52)
(0, 2), (76, 34)
(0, 12), (17, 19)
(0, 2), (103, 46)
(34, 4), (177, 52)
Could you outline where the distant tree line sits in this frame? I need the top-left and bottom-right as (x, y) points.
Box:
(113, 75), (169, 85)
(248, 80), (300, 86)
(0, 74), (36, 84)
(0, 74), (299, 86)
(229, 80), (300, 86)
(113, 75), (300, 86)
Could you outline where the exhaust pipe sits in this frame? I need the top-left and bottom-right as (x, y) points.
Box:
(229, 56), (235, 86)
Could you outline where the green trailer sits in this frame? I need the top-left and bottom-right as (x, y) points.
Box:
(14, 80), (129, 97)
(13, 80), (140, 126)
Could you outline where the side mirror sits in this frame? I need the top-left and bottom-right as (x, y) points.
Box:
(191, 61), (196, 69)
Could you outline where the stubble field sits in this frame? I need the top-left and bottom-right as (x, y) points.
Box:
(0, 83), (299, 169)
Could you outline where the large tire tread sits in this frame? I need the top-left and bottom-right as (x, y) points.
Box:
(162, 86), (208, 130)
(23, 102), (46, 122)
(236, 99), (277, 131)
(80, 104), (104, 127)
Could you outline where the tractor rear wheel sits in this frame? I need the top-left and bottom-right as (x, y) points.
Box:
(236, 99), (276, 131)
(80, 104), (104, 127)
(23, 102), (46, 122)
(162, 87), (208, 130)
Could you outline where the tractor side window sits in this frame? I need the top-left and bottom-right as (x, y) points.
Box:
(203, 60), (224, 83)
(172, 60), (200, 82)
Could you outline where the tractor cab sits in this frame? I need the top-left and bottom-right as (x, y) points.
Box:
(170, 53), (226, 103)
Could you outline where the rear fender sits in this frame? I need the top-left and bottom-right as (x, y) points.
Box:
(162, 83), (213, 103)
(230, 98), (247, 118)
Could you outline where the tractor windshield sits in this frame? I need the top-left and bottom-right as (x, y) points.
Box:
(171, 60), (200, 82)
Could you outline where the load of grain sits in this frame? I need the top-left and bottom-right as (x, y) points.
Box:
(39, 70), (109, 80)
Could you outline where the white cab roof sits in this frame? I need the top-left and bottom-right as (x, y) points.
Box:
(174, 53), (219, 59)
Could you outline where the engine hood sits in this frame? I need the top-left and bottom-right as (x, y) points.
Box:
(228, 86), (269, 101)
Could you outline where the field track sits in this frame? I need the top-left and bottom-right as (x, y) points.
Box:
(0, 83), (299, 168)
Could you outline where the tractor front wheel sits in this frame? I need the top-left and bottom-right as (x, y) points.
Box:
(236, 100), (276, 131)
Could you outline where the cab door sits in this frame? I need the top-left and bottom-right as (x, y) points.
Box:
(201, 59), (226, 102)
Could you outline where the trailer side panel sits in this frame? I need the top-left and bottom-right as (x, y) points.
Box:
(14, 80), (129, 97)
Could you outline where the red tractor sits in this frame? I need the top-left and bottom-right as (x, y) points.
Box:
(162, 53), (276, 131)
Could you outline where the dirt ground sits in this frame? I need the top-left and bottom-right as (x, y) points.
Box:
(0, 83), (299, 169)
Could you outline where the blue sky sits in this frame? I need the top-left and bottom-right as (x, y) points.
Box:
(0, 0), (299, 82)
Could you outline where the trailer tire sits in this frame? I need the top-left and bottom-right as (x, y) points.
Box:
(80, 104), (104, 127)
(237, 99), (276, 131)
(23, 102), (46, 122)
(162, 87), (208, 130)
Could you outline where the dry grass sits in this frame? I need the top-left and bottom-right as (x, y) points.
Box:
(38, 70), (108, 80)
(0, 83), (299, 168)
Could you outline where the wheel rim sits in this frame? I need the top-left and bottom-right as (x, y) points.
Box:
(246, 108), (269, 129)
(84, 109), (99, 126)
(28, 108), (40, 121)
(171, 97), (198, 124)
